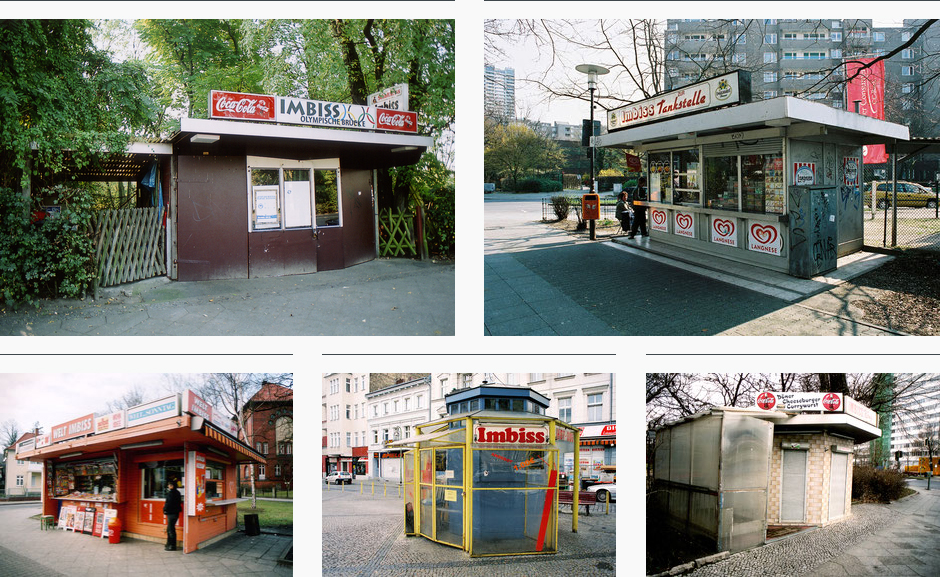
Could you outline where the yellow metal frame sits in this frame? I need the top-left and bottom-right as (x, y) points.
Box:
(408, 414), (581, 556)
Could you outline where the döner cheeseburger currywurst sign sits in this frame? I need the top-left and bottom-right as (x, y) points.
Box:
(608, 70), (751, 132)
(209, 89), (418, 133)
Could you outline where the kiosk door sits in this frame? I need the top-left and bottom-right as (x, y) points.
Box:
(829, 452), (848, 520)
(781, 449), (807, 522)
(418, 447), (465, 549)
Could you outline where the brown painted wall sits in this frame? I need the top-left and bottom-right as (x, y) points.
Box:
(177, 156), (249, 281)
(342, 169), (376, 267)
(248, 229), (317, 277)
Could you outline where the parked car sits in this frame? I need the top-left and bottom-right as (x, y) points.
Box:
(325, 471), (352, 485)
(586, 482), (616, 503)
(865, 181), (938, 209)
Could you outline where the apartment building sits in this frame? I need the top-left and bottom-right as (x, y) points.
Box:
(4, 432), (42, 497)
(322, 373), (375, 477)
(484, 65), (516, 120)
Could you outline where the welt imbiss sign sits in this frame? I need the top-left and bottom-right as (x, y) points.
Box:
(209, 90), (418, 133)
(608, 70), (751, 132)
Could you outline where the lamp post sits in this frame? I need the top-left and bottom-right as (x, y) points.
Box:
(576, 64), (609, 240)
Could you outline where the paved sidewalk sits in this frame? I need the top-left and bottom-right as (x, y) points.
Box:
(0, 258), (454, 336)
(0, 503), (291, 576)
(323, 481), (615, 576)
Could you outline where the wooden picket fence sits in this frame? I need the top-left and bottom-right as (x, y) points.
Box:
(92, 207), (166, 288)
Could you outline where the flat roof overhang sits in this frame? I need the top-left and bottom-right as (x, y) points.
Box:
(771, 413), (883, 444)
(16, 414), (263, 464)
(173, 117), (433, 170)
(596, 96), (910, 151)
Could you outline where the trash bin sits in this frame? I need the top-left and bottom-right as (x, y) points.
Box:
(245, 513), (260, 536)
(108, 517), (121, 544)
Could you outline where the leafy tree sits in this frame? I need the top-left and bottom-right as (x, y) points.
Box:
(485, 122), (564, 191)
(0, 20), (156, 192)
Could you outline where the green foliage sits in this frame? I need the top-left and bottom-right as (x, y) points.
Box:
(391, 153), (454, 257)
(484, 123), (564, 191)
(0, 20), (157, 189)
(852, 465), (907, 503)
(550, 196), (571, 221)
(0, 186), (96, 306)
(519, 178), (562, 193)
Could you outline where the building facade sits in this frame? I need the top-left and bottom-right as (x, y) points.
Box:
(239, 381), (293, 492)
(4, 432), (42, 497)
(890, 375), (940, 470)
(484, 65), (516, 120)
(664, 19), (940, 140)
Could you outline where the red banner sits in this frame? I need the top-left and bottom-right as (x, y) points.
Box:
(375, 109), (417, 133)
(845, 59), (889, 164)
(209, 90), (276, 122)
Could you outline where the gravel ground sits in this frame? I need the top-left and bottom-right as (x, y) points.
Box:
(688, 503), (898, 577)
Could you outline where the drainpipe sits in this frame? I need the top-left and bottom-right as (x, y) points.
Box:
(428, 375), (433, 423)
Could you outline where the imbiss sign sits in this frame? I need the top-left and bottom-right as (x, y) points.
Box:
(474, 425), (549, 445)
(209, 90), (418, 133)
(608, 70), (751, 132)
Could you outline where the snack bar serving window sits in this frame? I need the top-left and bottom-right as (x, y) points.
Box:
(648, 149), (701, 206)
(141, 459), (185, 499)
(205, 460), (225, 500)
(247, 158), (342, 232)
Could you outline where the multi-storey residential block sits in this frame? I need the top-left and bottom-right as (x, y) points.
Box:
(484, 65), (516, 120)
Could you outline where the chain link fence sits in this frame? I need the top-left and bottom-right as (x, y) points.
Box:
(862, 164), (940, 251)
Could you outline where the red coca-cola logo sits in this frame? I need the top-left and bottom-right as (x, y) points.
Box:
(376, 110), (417, 132)
(676, 213), (693, 230)
(756, 392), (777, 410)
(652, 210), (666, 225)
(713, 218), (734, 237)
(822, 393), (841, 411)
(750, 223), (778, 245)
(209, 91), (276, 121)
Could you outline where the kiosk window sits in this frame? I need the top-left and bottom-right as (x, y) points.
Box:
(315, 169), (340, 227)
(206, 461), (225, 500)
(672, 149), (700, 205)
(648, 152), (671, 203)
(283, 169), (312, 228)
(705, 156), (740, 211)
(141, 460), (184, 499)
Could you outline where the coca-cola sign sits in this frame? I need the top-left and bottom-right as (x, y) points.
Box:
(376, 110), (418, 133)
(210, 90), (276, 121)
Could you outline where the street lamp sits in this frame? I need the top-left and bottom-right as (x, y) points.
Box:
(576, 64), (609, 240)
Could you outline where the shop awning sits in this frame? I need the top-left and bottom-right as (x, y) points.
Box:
(203, 423), (265, 462)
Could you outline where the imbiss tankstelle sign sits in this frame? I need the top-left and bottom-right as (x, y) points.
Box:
(209, 89), (417, 133)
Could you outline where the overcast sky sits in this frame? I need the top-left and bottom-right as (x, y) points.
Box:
(0, 373), (206, 434)
(487, 17), (910, 127)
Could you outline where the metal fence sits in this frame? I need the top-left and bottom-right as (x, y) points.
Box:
(862, 165), (940, 251)
(541, 196), (619, 221)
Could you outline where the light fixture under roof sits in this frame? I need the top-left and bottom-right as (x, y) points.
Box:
(190, 134), (220, 144)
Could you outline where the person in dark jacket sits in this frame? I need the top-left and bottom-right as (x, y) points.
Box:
(614, 190), (631, 233)
(164, 481), (182, 551)
(628, 176), (649, 238)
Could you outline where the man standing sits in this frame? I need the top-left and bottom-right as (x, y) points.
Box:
(628, 176), (649, 238)
(164, 481), (182, 551)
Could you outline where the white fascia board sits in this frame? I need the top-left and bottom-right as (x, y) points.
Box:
(128, 141), (173, 155)
(781, 413), (883, 440)
(181, 117), (433, 148)
(596, 96), (909, 149)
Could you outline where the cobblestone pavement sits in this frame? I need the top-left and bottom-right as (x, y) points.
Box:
(0, 502), (292, 576)
(688, 480), (940, 577)
(323, 480), (616, 576)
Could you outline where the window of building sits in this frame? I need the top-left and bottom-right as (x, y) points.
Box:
(831, 49), (842, 59)
(735, 34), (746, 44)
(205, 461), (225, 499)
(764, 71), (778, 83)
(683, 53), (708, 62)
(530, 373), (543, 382)
(346, 432), (351, 447)
(384, 402), (389, 415)
(672, 148), (701, 205)
(901, 31), (912, 41)
(405, 425), (411, 439)
(417, 394), (424, 409)
(142, 459), (185, 499)
(705, 155), (739, 211)
(668, 50), (680, 60)
(373, 430), (379, 444)
(764, 52), (777, 63)
(383, 429), (390, 442)
(16, 475), (23, 486)
(587, 394), (604, 422)
(559, 398), (572, 423)
(764, 19), (777, 25)
(247, 160), (342, 232)
(902, 49), (914, 59)
(902, 83), (914, 94)
(262, 442), (269, 454)
(684, 34), (707, 41)
(354, 404), (359, 419)
(314, 169), (340, 227)
(462, 374), (473, 388)
(764, 90), (778, 99)
(765, 33), (777, 44)
(873, 31), (885, 42)
(346, 405), (351, 419)
(404, 397), (410, 411)
(373, 405), (378, 417)
(902, 66), (914, 76)
(256, 441), (262, 452)
(783, 33), (798, 40)
(275, 464), (282, 477)
(732, 54), (746, 65)
(783, 52), (797, 60)
(346, 378), (351, 392)
(831, 31), (842, 41)
(507, 373), (516, 386)
(258, 465), (266, 480)
(832, 21), (842, 29)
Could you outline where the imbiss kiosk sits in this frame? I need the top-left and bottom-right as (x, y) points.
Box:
(652, 393), (881, 554)
(15, 389), (265, 553)
(596, 71), (910, 278)
(388, 385), (581, 556)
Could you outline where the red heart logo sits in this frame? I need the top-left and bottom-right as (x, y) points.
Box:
(652, 210), (666, 225)
(750, 223), (777, 245)
(676, 214), (692, 230)
(713, 218), (734, 237)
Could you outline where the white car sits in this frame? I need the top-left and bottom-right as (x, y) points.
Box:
(587, 482), (616, 503)
(325, 471), (352, 485)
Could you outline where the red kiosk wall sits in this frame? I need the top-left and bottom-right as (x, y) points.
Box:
(183, 462), (238, 553)
(126, 451), (184, 541)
